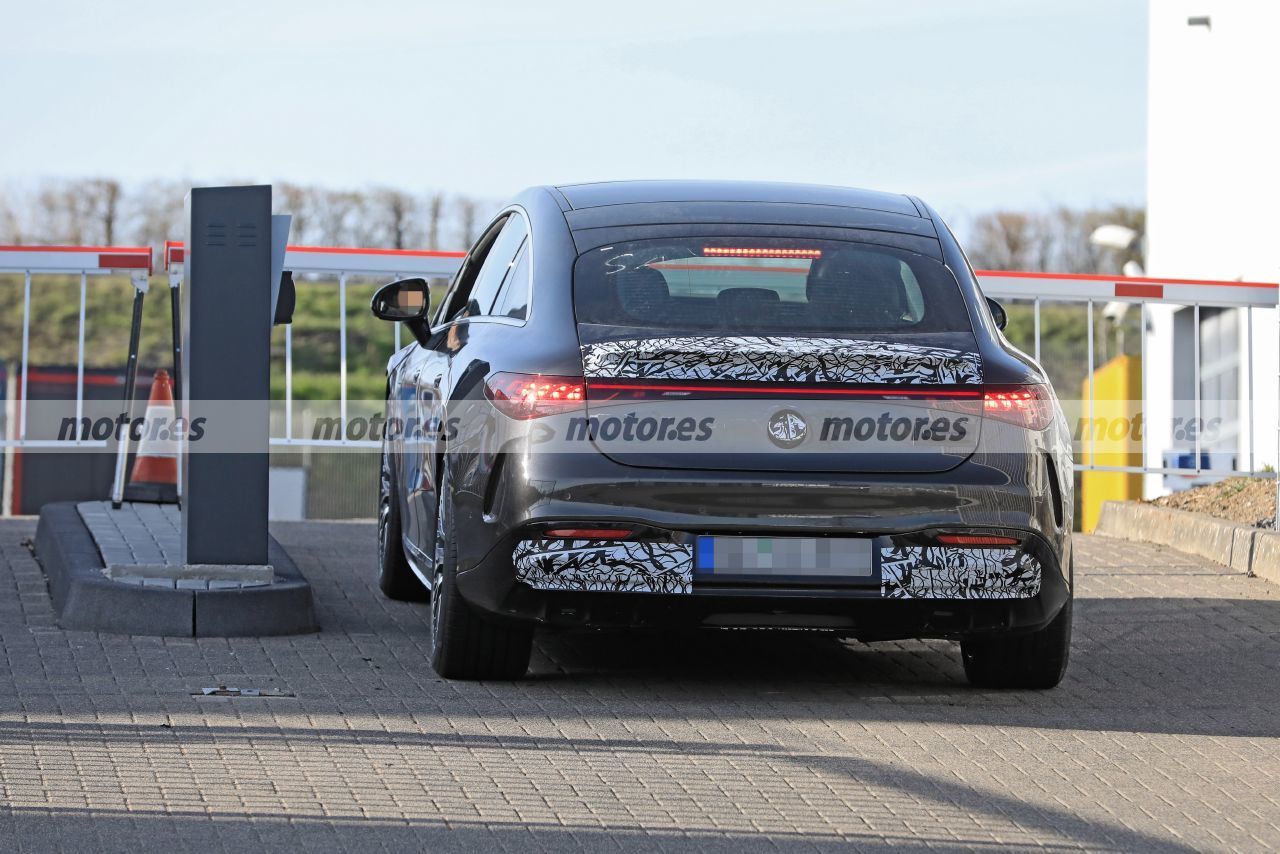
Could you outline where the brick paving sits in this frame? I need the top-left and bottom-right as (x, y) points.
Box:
(77, 502), (183, 567)
(0, 519), (1278, 851)
(77, 502), (271, 589)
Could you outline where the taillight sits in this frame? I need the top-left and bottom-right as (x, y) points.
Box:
(544, 528), (634, 539)
(982, 384), (1053, 430)
(485, 373), (585, 419)
(936, 534), (1020, 547)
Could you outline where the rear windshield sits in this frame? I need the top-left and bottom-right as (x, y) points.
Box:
(573, 237), (973, 335)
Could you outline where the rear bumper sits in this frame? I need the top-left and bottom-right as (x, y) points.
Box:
(456, 526), (1070, 640)
(448, 449), (1071, 639)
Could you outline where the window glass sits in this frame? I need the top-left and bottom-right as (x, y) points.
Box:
(573, 236), (971, 334)
(492, 239), (531, 321)
(439, 216), (504, 324)
(464, 212), (528, 318)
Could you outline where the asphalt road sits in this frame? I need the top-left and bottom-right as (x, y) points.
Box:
(1, 519), (1277, 851)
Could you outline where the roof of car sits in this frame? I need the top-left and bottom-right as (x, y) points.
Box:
(552, 180), (924, 218)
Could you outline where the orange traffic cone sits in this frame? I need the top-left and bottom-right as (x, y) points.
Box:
(123, 370), (180, 503)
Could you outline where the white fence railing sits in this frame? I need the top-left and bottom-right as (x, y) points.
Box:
(1, 245), (152, 451)
(977, 269), (1280, 494)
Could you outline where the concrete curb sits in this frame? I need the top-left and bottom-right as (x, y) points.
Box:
(34, 502), (317, 637)
(1094, 500), (1280, 586)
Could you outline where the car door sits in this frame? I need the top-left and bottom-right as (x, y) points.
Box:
(402, 211), (529, 560)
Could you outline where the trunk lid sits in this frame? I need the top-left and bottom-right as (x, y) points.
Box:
(577, 328), (984, 473)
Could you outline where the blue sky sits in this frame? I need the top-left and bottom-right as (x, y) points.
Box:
(1, 1), (1146, 222)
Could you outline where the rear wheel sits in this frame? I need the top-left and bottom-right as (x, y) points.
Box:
(377, 443), (427, 601)
(429, 469), (533, 680)
(961, 595), (1072, 689)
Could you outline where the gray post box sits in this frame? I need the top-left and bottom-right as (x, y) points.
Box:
(181, 185), (288, 566)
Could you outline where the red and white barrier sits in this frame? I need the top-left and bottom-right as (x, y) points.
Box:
(978, 269), (1278, 309)
(163, 241), (463, 278)
(0, 245), (152, 276)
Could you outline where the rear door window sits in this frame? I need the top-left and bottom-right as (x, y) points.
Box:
(465, 212), (528, 317)
(491, 239), (531, 321)
(573, 237), (972, 335)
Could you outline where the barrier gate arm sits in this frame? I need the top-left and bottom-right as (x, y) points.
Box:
(976, 269), (1279, 308)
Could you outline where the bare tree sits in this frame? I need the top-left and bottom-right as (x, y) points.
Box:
(125, 180), (188, 248)
(0, 187), (21, 243)
(373, 188), (416, 249)
(425, 192), (445, 249)
(455, 196), (479, 247)
(27, 180), (84, 244)
(311, 189), (372, 246)
(83, 178), (123, 244)
(967, 211), (1050, 271)
(275, 182), (314, 244)
(968, 205), (1144, 274)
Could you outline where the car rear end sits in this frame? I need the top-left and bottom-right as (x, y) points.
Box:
(458, 227), (1072, 647)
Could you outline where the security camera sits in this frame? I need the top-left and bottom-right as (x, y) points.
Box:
(1102, 301), (1130, 323)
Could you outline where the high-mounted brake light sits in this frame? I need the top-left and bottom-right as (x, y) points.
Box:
(485, 373), (585, 419)
(544, 528), (634, 539)
(703, 247), (823, 259)
(936, 534), (1020, 547)
(982, 385), (1053, 431)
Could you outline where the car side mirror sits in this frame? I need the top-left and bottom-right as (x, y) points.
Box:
(371, 278), (430, 322)
(986, 296), (1008, 331)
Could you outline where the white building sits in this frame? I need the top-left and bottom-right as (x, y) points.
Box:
(1144, 0), (1280, 495)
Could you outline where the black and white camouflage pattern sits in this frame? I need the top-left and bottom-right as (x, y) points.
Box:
(879, 546), (1041, 599)
(513, 539), (693, 594)
(581, 336), (982, 385)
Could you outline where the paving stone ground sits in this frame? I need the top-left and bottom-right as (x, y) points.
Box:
(0, 519), (1278, 852)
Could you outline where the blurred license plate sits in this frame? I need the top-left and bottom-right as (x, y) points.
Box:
(695, 536), (872, 578)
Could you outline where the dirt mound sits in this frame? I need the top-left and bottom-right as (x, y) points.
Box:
(1151, 476), (1276, 529)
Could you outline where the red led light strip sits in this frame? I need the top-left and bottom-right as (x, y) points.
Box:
(587, 381), (981, 399)
(703, 247), (822, 259)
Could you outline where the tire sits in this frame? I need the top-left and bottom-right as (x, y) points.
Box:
(429, 468), (533, 680)
(961, 595), (1072, 690)
(377, 441), (427, 601)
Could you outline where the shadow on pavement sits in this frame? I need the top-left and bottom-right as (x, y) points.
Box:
(0, 720), (1195, 854)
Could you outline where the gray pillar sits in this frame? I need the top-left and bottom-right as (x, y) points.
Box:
(181, 185), (272, 566)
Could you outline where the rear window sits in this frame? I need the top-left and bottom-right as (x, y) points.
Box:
(573, 237), (973, 334)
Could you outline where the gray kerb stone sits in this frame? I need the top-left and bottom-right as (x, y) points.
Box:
(103, 563), (275, 585)
(33, 501), (316, 636)
(1095, 500), (1280, 586)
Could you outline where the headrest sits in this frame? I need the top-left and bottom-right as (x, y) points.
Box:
(717, 287), (780, 309)
(717, 287), (781, 327)
(806, 249), (906, 322)
(616, 265), (671, 318)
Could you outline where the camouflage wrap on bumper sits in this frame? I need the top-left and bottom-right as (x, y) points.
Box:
(513, 540), (693, 594)
(879, 545), (1042, 599)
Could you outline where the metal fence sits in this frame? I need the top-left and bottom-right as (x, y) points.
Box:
(977, 269), (1279, 498)
(163, 241), (465, 451)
